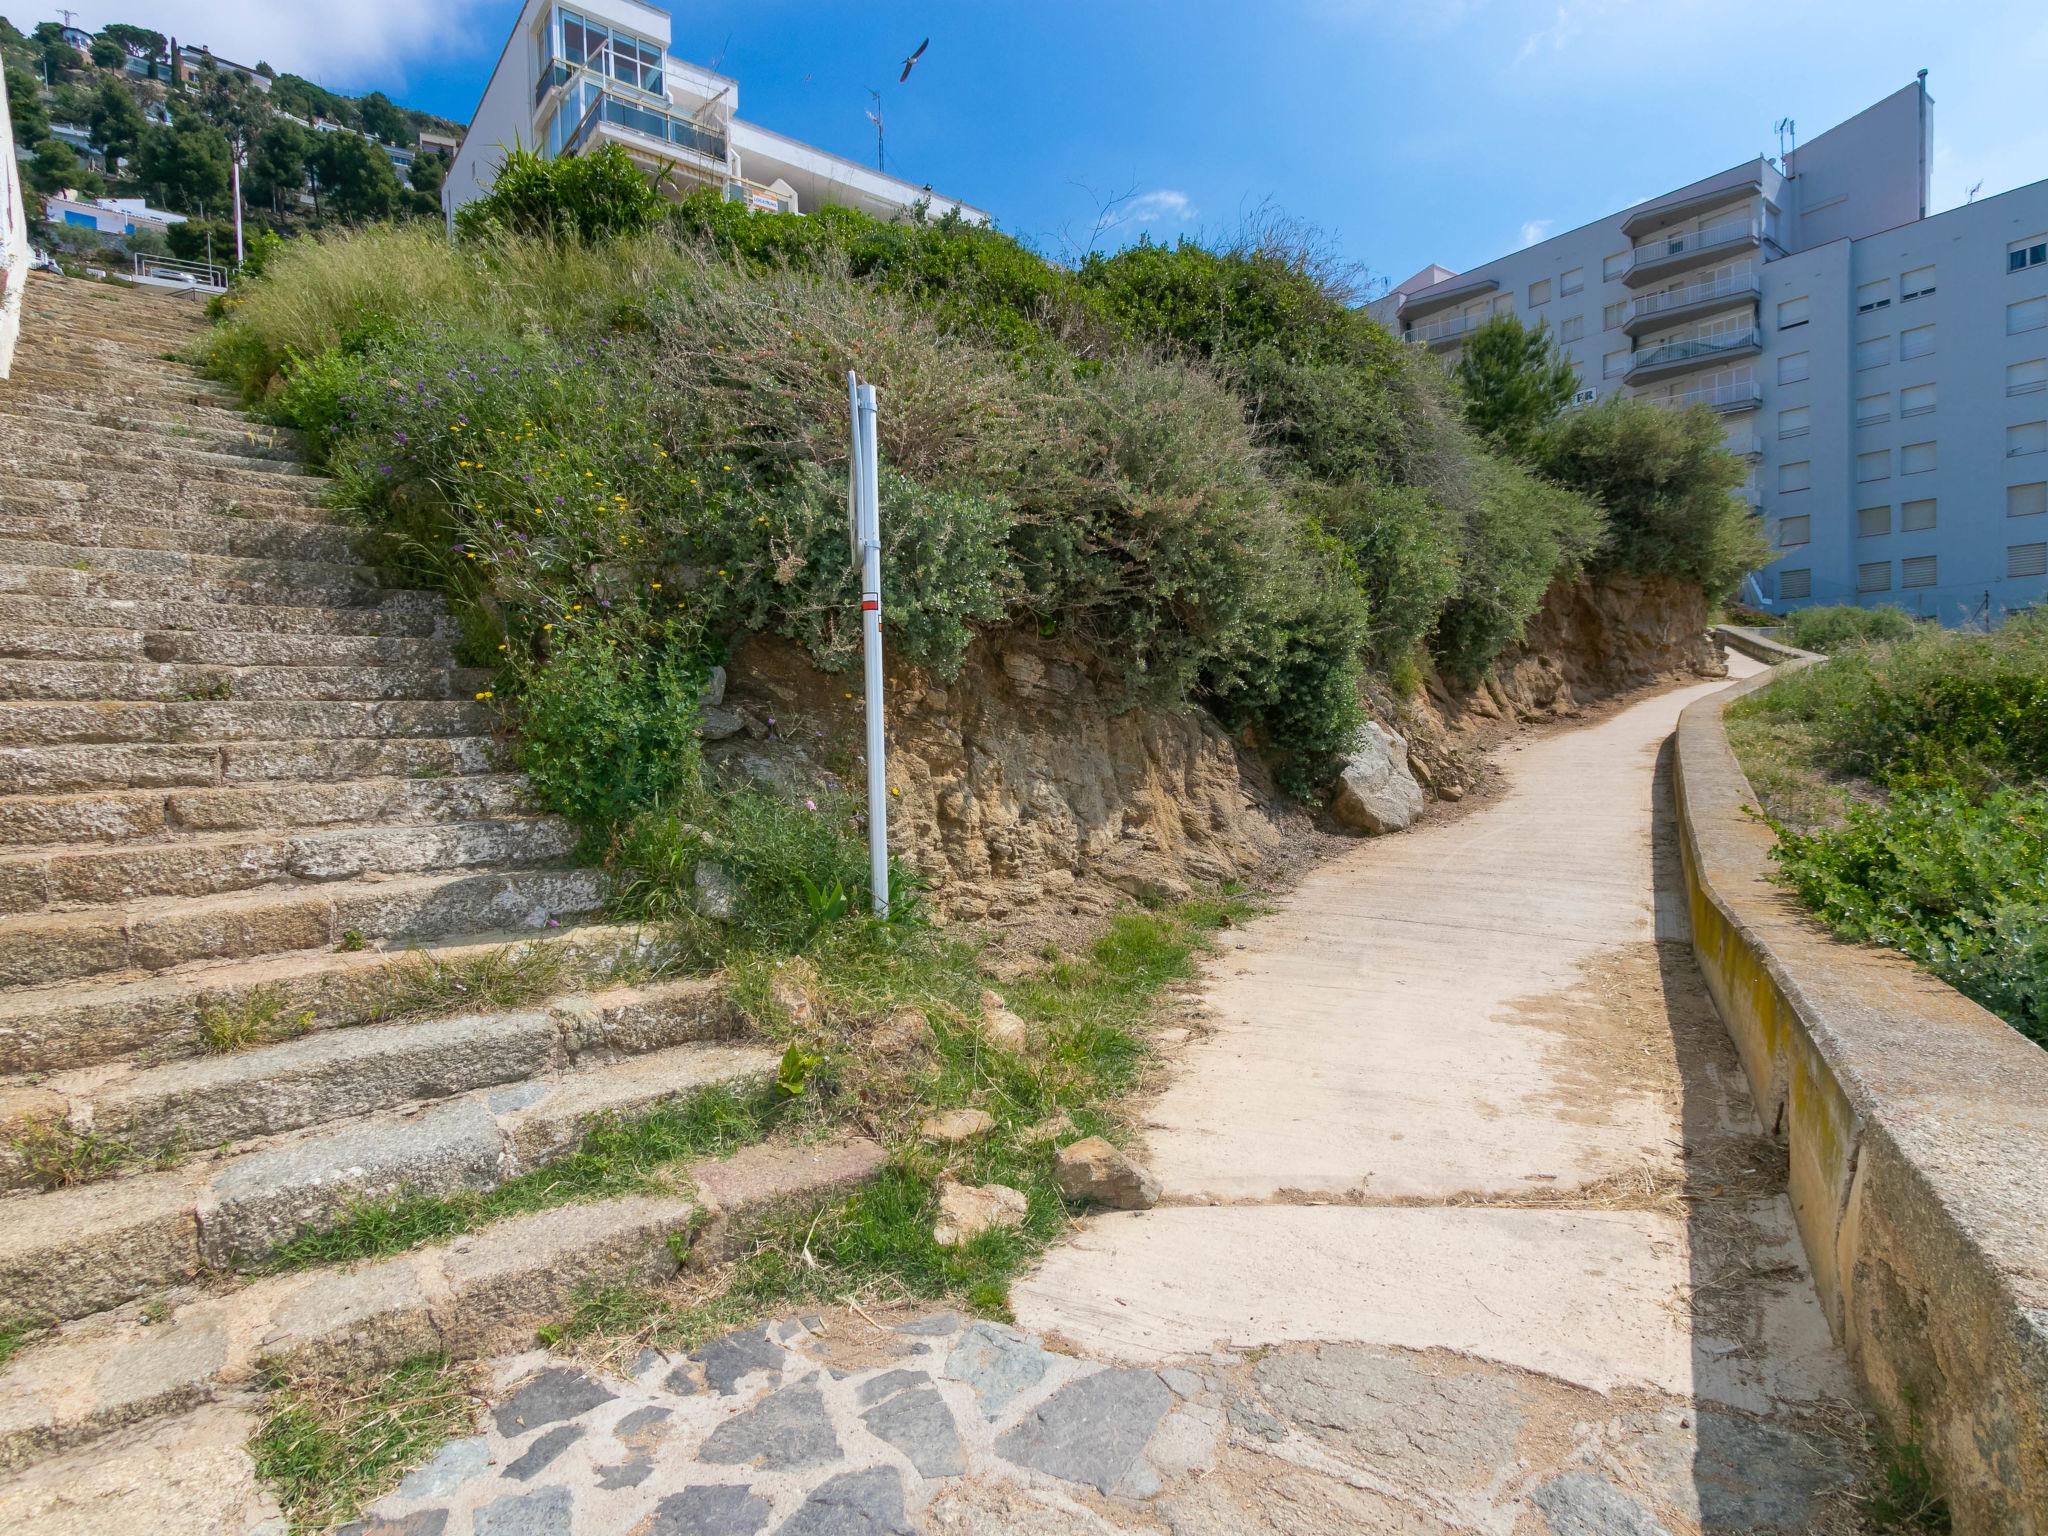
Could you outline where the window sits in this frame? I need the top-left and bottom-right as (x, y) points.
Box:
(1603, 250), (1631, 280)
(1856, 393), (1891, 425)
(1858, 561), (1893, 593)
(1901, 441), (1937, 475)
(2012, 482), (2048, 519)
(1900, 324), (1935, 360)
(2010, 359), (2048, 396)
(1779, 351), (1811, 384)
(2011, 422), (2048, 458)
(1857, 278), (1892, 313)
(1777, 460), (1812, 494)
(1603, 348), (1630, 379)
(1900, 383), (1936, 417)
(1561, 267), (1585, 296)
(1776, 514), (1811, 547)
(1529, 278), (1552, 307)
(1855, 335), (1892, 370)
(1778, 567), (1812, 600)
(1777, 296), (1810, 329)
(1779, 406), (1810, 438)
(1901, 264), (1936, 301)
(1901, 555), (1938, 589)
(2010, 297), (2048, 334)
(2010, 235), (2048, 273)
(1858, 505), (1892, 538)
(1901, 498), (1937, 532)
(1559, 314), (1585, 343)
(2011, 542), (2048, 578)
(1857, 450), (1891, 482)
(1603, 300), (1627, 330)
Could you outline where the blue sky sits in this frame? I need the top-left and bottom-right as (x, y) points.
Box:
(60, 0), (2048, 291)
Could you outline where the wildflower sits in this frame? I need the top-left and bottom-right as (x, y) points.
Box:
(651, 582), (662, 590)
(474, 690), (494, 701)
(543, 623), (554, 631)
(804, 797), (817, 812)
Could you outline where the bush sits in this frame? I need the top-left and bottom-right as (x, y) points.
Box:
(1300, 479), (1460, 675)
(456, 143), (667, 243)
(1782, 604), (1918, 653)
(1453, 314), (1578, 455)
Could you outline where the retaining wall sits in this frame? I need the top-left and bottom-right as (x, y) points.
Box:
(1675, 645), (2048, 1533)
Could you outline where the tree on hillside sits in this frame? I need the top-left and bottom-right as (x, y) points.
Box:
(407, 149), (449, 203)
(357, 91), (410, 146)
(100, 23), (167, 64)
(313, 131), (403, 221)
(5, 63), (48, 145)
(1533, 397), (1765, 593)
(89, 80), (147, 164)
(1453, 314), (1580, 456)
(89, 36), (124, 70)
(136, 119), (232, 213)
(25, 136), (102, 197)
(246, 117), (316, 214)
(28, 22), (77, 82)
(192, 55), (264, 139)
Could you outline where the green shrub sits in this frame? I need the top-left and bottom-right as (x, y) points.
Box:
(1783, 604), (1919, 653)
(1453, 314), (1578, 455)
(1302, 479), (1462, 673)
(456, 143), (667, 243)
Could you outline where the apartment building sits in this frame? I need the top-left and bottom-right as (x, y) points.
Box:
(1370, 79), (2048, 622)
(449, 2), (987, 232)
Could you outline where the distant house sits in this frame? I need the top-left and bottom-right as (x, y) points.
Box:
(43, 194), (186, 239)
(59, 26), (93, 54)
(174, 44), (272, 94)
(44, 124), (103, 171)
(419, 128), (463, 158)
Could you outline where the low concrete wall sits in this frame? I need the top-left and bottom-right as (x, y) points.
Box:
(1710, 623), (1809, 667)
(1675, 659), (2048, 1533)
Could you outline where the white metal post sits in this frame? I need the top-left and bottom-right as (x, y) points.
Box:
(851, 377), (890, 917)
(230, 150), (244, 269)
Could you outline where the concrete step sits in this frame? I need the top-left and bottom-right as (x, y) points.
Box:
(0, 510), (358, 563)
(0, 561), (419, 613)
(0, 1135), (884, 1474)
(0, 402), (305, 460)
(0, 444), (317, 484)
(0, 697), (493, 748)
(0, 392), (288, 439)
(0, 1038), (782, 1323)
(0, 657), (492, 704)
(0, 918), (654, 1075)
(0, 734), (504, 795)
(0, 977), (739, 1185)
(0, 813), (573, 924)
(0, 625), (453, 668)
(0, 863), (607, 987)
(0, 536), (384, 589)
(0, 592), (450, 639)
(0, 473), (335, 519)
(0, 772), (535, 849)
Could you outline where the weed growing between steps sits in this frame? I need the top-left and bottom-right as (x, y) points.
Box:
(0, 1315), (49, 1369)
(251, 1353), (480, 1534)
(198, 986), (315, 1054)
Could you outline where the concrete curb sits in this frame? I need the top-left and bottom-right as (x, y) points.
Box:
(1709, 623), (1814, 667)
(1674, 650), (2048, 1534)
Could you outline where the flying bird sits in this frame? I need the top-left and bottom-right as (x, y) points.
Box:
(899, 38), (928, 83)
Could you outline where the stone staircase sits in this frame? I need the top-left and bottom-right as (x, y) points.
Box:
(0, 275), (881, 1484)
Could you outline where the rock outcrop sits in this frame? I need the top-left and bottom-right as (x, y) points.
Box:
(1331, 722), (1425, 835)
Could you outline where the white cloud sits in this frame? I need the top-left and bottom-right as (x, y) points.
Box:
(72, 0), (489, 90)
(1519, 218), (1553, 247)
(1125, 189), (1197, 224)
(1517, 0), (1631, 61)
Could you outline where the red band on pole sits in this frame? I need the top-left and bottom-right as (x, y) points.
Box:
(862, 599), (880, 612)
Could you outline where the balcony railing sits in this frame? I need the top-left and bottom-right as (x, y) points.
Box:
(535, 59), (572, 108)
(1630, 327), (1762, 375)
(727, 180), (795, 214)
(1405, 310), (1490, 347)
(1652, 377), (1764, 412)
(565, 87), (729, 165)
(1625, 271), (1760, 328)
(1628, 217), (1761, 273)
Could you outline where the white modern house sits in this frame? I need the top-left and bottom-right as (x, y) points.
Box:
(448, 2), (988, 229)
(1370, 78), (2048, 623)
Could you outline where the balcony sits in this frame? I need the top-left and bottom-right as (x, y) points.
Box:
(1649, 377), (1764, 414)
(1623, 217), (1762, 287)
(1622, 272), (1760, 337)
(564, 87), (730, 169)
(1626, 327), (1762, 384)
(1396, 274), (1499, 323)
(1405, 310), (1489, 349)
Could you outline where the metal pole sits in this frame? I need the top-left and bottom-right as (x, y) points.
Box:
(855, 381), (889, 918)
(231, 147), (244, 268)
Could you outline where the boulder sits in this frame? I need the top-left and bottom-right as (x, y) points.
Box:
(978, 989), (1029, 1052)
(699, 704), (745, 741)
(1331, 722), (1425, 835)
(920, 1109), (995, 1145)
(693, 861), (739, 921)
(1053, 1136), (1161, 1210)
(933, 1181), (1028, 1246)
(871, 1007), (932, 1060)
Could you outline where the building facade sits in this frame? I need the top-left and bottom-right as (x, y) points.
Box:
(448, 2), (987, 231)
(1370, 80), (2048, 622)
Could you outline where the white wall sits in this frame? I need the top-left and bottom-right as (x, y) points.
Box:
(0, 63), (31, 379)
(446, 0), (550, 223)
(1785, 80), (1930, 251)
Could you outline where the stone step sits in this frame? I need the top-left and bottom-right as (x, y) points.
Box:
(0, 734), (504, 796)
(0, 772), (534, 849)
(0, 472), (335, 519)
(0, 535), (383, 588)
(0, 1135), (884, 1474)
(0, 1038), (782, 1323)
(0, 592), (450, 639)
(0, 562), (429, 613)
(0, 392), (287, 439)
(0, 508), (357, 562)
(0, 919), (653, 1075)
(0, 813), (573, 925)
(0, 696), (492, 748)
(0, 624), (452, 668)
(0, 401), (305, 459)
(0, 657), (492, 704)
(0, 977), (738, 1186)
(0, 863), (606, 988)
(0, 447), (317, 487)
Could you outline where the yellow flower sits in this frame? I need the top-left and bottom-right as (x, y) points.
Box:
(543, 623), (554, 631)
(474, 690), (493, 700)
(651, 582), (662, 590)
(497, 643), (508, 651)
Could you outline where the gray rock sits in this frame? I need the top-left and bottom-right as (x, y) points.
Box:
(646, 1484), (772, 1536)
(492, 1368), (616, 1436)
(698, 1380), (841, 1471)
(855, 1368), (932, 1407)
(473, 1486), (575, 1536)
(1532, 1472), (1672, 1536)
(1159, 1368), (1204, 1399)
(943, 1322), (1055, 1420)
(501, 1424), (582, 1481)
(896, 1313), (961, 1337)
(995, 1367), (1175, 1497)
(694, 1326), (786, 1396)
(343, 1514), (448, 1536)
(694, 861), (740, 921)
(700, 705), (745, 741)
(1225, 1399), (1287, 1443)
(775, 1468), (914, 1536)
(615, 1404), (673, 1442)
(396, 1437), (493, 1499)
(701, 666), (728, 711)
(1051, 1137), (1160, 1210)
(662, 1362), (706, 1395)
(595, 1451), (654, 1490)
(1616, 1408), (1860, 1530)
(862, 1385), (966, 1477)
(1331, 721), (1424, 835)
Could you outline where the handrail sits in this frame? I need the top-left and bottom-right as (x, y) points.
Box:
(1627, 271), (1760, 324)
(1654, 377), (1764, 411)
(1631, 327), (1762, 371)
(131, 253), (229, 292)
(1630, 217), (1761, 269)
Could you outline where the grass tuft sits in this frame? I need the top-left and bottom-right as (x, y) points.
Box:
(10, 1119), (133, 1190)
(369, 942), (568, 1023)
(198, 987), (315, 1055)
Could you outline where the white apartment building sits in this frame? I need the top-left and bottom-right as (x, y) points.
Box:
(1370, 79), (2048, 622)
(448, 2), (987, 231)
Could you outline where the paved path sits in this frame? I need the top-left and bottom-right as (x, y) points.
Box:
(313, 665), (1875, 1535)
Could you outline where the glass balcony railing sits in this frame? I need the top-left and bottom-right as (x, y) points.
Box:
(535, 59), (572, 108)
(1652, 377), (1764, 412)
(1629, 327), (1762, 374)
(1625, 271), (1760, 327)
(564, 86), (729, 164)
(1405, 310), (1492, 346)
(1629, 217), (1762, 272)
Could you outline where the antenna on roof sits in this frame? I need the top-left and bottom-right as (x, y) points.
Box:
(1774, 117), (1796, 166)
(865, 89), (884, 172)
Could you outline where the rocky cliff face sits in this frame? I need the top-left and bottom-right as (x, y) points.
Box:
(713, 574), (1721, 928)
